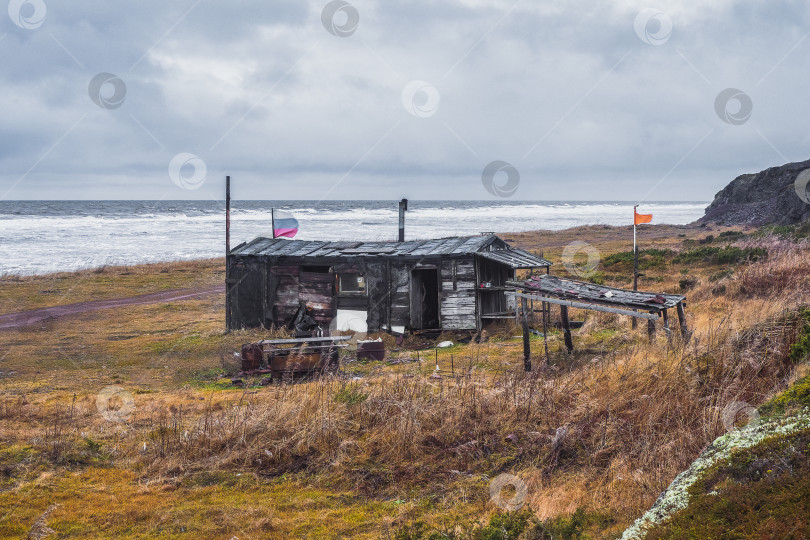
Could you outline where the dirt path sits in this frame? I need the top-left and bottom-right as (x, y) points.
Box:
(0, 285), (224, 331)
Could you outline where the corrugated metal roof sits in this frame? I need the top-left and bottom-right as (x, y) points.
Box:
(515, 274), (685, 311)
(478, 248), (552, 268)
(230, 234), (548, 262)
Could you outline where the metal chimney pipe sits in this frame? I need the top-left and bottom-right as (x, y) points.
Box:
(398, 198), (408, 242)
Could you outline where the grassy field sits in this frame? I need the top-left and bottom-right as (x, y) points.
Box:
(1, 223), (809, 539)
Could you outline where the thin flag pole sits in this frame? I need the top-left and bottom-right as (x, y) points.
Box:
(633, 204), (639, 291)
(632, 205), (639, 329)
(271, 208), (276, 239)
(225, 175), (231, 332)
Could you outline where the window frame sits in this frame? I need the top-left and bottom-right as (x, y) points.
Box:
(337, 273), (368, 296)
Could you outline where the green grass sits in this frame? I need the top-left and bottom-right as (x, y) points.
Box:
(394, 507), (619, 539)
(672, 246), (767, 265)
(334, 384), (369, 405)
(760, 375), (810, 419)
(789, 309), (810, 364)
(602, 249), (675, 270)
(755, 222), (810, 241)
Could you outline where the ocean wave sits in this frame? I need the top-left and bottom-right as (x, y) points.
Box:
(0, 201), (708, 275)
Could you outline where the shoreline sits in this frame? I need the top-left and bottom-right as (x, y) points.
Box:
(0, 201), (710, 276)
(0, 222), (742, 280)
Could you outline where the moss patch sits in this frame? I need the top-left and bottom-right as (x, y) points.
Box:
(645, 428), (810, 539)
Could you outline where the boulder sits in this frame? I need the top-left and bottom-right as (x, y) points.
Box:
(698, 159), (810, 226)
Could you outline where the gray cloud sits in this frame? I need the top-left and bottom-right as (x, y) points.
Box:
(1, 0), (810, 201)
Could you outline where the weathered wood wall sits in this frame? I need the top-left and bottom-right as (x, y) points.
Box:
(476, 257), (512, 317)
(298, 269), (335, 323)
(388, 263), (410, 330)
(439, 259), (477, 330)
(270, 265), (299, 326)
(228, 254), (512, 332)
(229, 259), (265, 328)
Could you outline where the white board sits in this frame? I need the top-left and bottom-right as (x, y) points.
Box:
(334, 309), (368, 332)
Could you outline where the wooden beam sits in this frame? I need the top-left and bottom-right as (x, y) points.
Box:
(508, 292), (661, 320)
(662, 308), (672, 345)
(542, 301), (550, 365)
(257, 336), (351, 345)
(676, 302), (689, 337)
(560, 304), (574, 353)
(647, 317), (656, 343)
(521, 297), (531, 372)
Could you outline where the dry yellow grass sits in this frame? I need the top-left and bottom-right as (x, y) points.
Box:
(0, 224), (808, 538)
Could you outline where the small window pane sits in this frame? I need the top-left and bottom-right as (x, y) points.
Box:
(339, 275), (366, 294)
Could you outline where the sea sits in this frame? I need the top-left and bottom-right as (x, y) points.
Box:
(0, 200), (708, 276)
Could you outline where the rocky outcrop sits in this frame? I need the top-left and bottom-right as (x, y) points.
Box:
(698, 159), (810, 226)
(621, 408), (810, 539)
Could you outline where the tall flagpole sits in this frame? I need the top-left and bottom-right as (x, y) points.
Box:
(633, 204), (639, 291)
(225, 176), (231, 332)
(271, 208), (276, 239)
(632, 205), (639, 329)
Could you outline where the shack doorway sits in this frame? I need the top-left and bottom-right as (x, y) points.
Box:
(411, 268), (440, 330)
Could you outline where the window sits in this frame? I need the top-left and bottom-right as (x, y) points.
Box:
(338, 274), (367, 295)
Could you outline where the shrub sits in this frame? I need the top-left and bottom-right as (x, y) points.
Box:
(602, 249), (674, 269)
(673, 246), (766, 265)
(756, 222), (810, 241)
(709, 269), (733, 282)
(585, 271), (606, 285)
(789, 309), (810, 364)
(679, 278), (698, 291)
(718, 231), (745, 241)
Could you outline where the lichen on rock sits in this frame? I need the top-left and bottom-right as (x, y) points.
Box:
(621, 407), (810, 539)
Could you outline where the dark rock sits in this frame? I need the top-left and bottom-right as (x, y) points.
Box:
(697, 159), (810, 226)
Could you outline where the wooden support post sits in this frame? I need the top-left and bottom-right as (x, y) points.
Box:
(676, 302), (689, 338)
(542, 301), (550, 365)
(521, 297), (531, 372)
(662, 309), (672, 345)
(647, 314), (656, 343)
(560, 305), (574, 353)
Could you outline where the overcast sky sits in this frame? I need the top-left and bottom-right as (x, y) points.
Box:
(1, 0), (809, 201)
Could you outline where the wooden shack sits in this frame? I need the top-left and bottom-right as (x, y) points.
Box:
(226, 234), (551, 334)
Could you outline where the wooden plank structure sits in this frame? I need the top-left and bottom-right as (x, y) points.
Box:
(507, 274), (688, 366)
(241, 335), (351, 379)
(227, 235), (551, 334)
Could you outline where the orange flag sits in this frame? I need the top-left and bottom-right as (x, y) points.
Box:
(634, 208), (653, 225)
